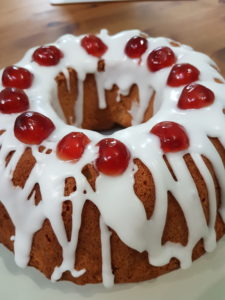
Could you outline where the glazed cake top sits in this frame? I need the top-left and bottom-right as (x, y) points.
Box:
(0, 30), (225, 287)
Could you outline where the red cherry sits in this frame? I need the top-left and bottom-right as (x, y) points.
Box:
(96, 138), (130, 176)
(0, 88), (29, 114)
(2, 66), (33, 89)
(14, 111), (55, 145)
(178, 83), (215, 109)
(81, 35), (108, 57)
(32, 46), (63, 66)
(125, 36), (148, 58)
(150, 121), (189, 153)
(147, 47), (176, 72)
(167, 63), (200, 87)
(57, 132), (90, 161)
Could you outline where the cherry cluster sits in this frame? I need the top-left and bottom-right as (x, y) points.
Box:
(0, 35), (216, 176)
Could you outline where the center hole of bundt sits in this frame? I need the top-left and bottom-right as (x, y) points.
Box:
(54, 68), (155, 133)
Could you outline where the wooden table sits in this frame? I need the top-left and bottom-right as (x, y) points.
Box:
(0, 0), (225, 76)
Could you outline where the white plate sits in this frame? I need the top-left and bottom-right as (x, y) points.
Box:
(1, 239), (225, 300)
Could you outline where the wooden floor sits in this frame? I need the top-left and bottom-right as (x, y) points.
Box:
(0, 0), (225, 76)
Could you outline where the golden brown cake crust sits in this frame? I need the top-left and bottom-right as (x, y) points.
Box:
(56, 68), (155, 131)
(0, 145), (225, 285)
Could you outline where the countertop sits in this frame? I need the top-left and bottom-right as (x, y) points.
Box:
(0, 0), (224, 76)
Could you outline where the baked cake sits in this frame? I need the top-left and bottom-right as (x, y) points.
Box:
(0, 30), (225, 287)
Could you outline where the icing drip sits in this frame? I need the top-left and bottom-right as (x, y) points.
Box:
(0, 30), (225, 287)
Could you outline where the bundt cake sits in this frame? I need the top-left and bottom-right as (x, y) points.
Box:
(0, 30), (225, 287)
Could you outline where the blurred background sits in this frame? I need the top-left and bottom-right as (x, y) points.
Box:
(0, 0), (224, 76)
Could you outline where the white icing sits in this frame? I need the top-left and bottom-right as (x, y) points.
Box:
(0, 30), (224, 288)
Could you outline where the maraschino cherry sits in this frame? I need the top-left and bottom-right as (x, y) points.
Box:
(14, 111), (55, 145)
(178, 83), (215, 109)
(81, 35), (108, 57)
(125, 36), (148, 58)
(96, 138), (130, 176)
(0, 88), (29, 114)
(147, 47), (176, 72)
(167, 63), (200, 87)
(2, 66), (33, 89)
(151, 121), (189, 153)
(32, 46), (63, 66)
(57, 132), (90, 161)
